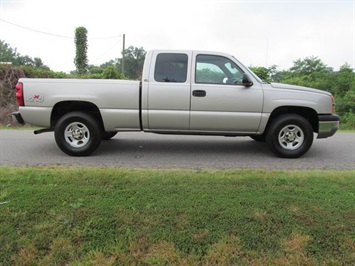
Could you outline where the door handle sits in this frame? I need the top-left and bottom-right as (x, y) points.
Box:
(192, 90), (206, 97)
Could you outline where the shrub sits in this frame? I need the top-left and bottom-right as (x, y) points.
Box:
(20, 66), (69, 79)
(0, 65), (25, 125)
(0, 65), (25, 107)
(340, 111), (355, 130)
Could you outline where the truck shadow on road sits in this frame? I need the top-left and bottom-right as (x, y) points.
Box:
(97, 137), (272, 157)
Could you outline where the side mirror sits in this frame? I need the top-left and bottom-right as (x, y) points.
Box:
(242, 74), (253, 87)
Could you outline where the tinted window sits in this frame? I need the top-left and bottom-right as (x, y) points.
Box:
(154, 53), (188, 83)
(196, 55), (244, 85)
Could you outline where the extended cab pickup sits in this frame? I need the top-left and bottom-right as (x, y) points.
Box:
(12, 50), (340, 158)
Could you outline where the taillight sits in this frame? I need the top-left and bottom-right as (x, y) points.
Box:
(16, 82), (24, 106)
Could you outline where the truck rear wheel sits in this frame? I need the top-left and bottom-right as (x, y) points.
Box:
(55, 112), (102, 156)
(266, 114), (313, 158)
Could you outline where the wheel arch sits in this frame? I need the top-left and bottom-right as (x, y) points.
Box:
(266, 106), (319, 134)
(51, 101), (104, 130)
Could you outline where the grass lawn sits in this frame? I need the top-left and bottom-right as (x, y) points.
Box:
(0, 167), (354, 265)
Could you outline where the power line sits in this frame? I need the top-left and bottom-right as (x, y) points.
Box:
(94, 36), (123, 60)
(0, 18), (122, 40)
(1, 18), (73, 39)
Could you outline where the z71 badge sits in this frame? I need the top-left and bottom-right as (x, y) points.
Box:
(27, 95), (44, 103)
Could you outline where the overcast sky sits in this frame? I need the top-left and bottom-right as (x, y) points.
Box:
(0, 0), (353, 73)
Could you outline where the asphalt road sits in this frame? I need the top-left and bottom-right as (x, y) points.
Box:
(0, 130), (354, 170)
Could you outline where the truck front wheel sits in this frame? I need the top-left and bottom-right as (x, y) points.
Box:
(55, 112), (102, 156)
(266, 114), (314, 158)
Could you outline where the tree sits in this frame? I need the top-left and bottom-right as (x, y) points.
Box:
(279, 56), (333, 91)
(74, 27), (88, 75)
(0, 40), (18, 63)
(33, 57), (49, 69)
(290, 56), (331, 76)
(330, 63), (354, 97)
(250, 66), (268, 81)
(98, 58), (120, 70)
(123, 46), (146, 79)
(250, 65), (278, 82)
(85, 46), (146, 80)
(0, 40), (49, 69)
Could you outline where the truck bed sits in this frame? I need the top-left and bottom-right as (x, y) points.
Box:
(19, 78), (142, 130)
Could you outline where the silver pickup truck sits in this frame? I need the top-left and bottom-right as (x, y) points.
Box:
(12, 50), (340, 158)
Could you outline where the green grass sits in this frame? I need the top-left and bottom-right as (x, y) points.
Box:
(0, 167), (354, 265)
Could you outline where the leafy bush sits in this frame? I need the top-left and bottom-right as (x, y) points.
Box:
(20, 66), (69, 79)
(336, 90), (355, 114)
(340, 112), (355, 130)
(80, 66), (127, 80)
(338, 97), (355, 129)
(0, 65), (25, 107)
(0, 66), (24, 125)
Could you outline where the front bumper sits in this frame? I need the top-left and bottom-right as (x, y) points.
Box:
(317, 114), (340, 139)
(11, 111), (25, 125)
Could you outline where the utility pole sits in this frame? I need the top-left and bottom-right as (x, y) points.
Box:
(122, 34), (125, 74)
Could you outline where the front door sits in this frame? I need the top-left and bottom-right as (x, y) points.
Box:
(190, 53), (263, 133)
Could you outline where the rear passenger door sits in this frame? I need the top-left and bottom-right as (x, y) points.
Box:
(147, 51), (192, 130)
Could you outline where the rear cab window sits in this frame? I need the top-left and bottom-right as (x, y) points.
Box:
(154, 53), (188, 83)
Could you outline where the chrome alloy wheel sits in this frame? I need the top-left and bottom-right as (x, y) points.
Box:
(278, 124), (304, 150)
(64, 122), (90, 148)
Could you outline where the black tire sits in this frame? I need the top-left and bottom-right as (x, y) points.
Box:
(266, 114), (314, 158)
(55, 112), (102, 156)
(102, 131), (117, 140)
